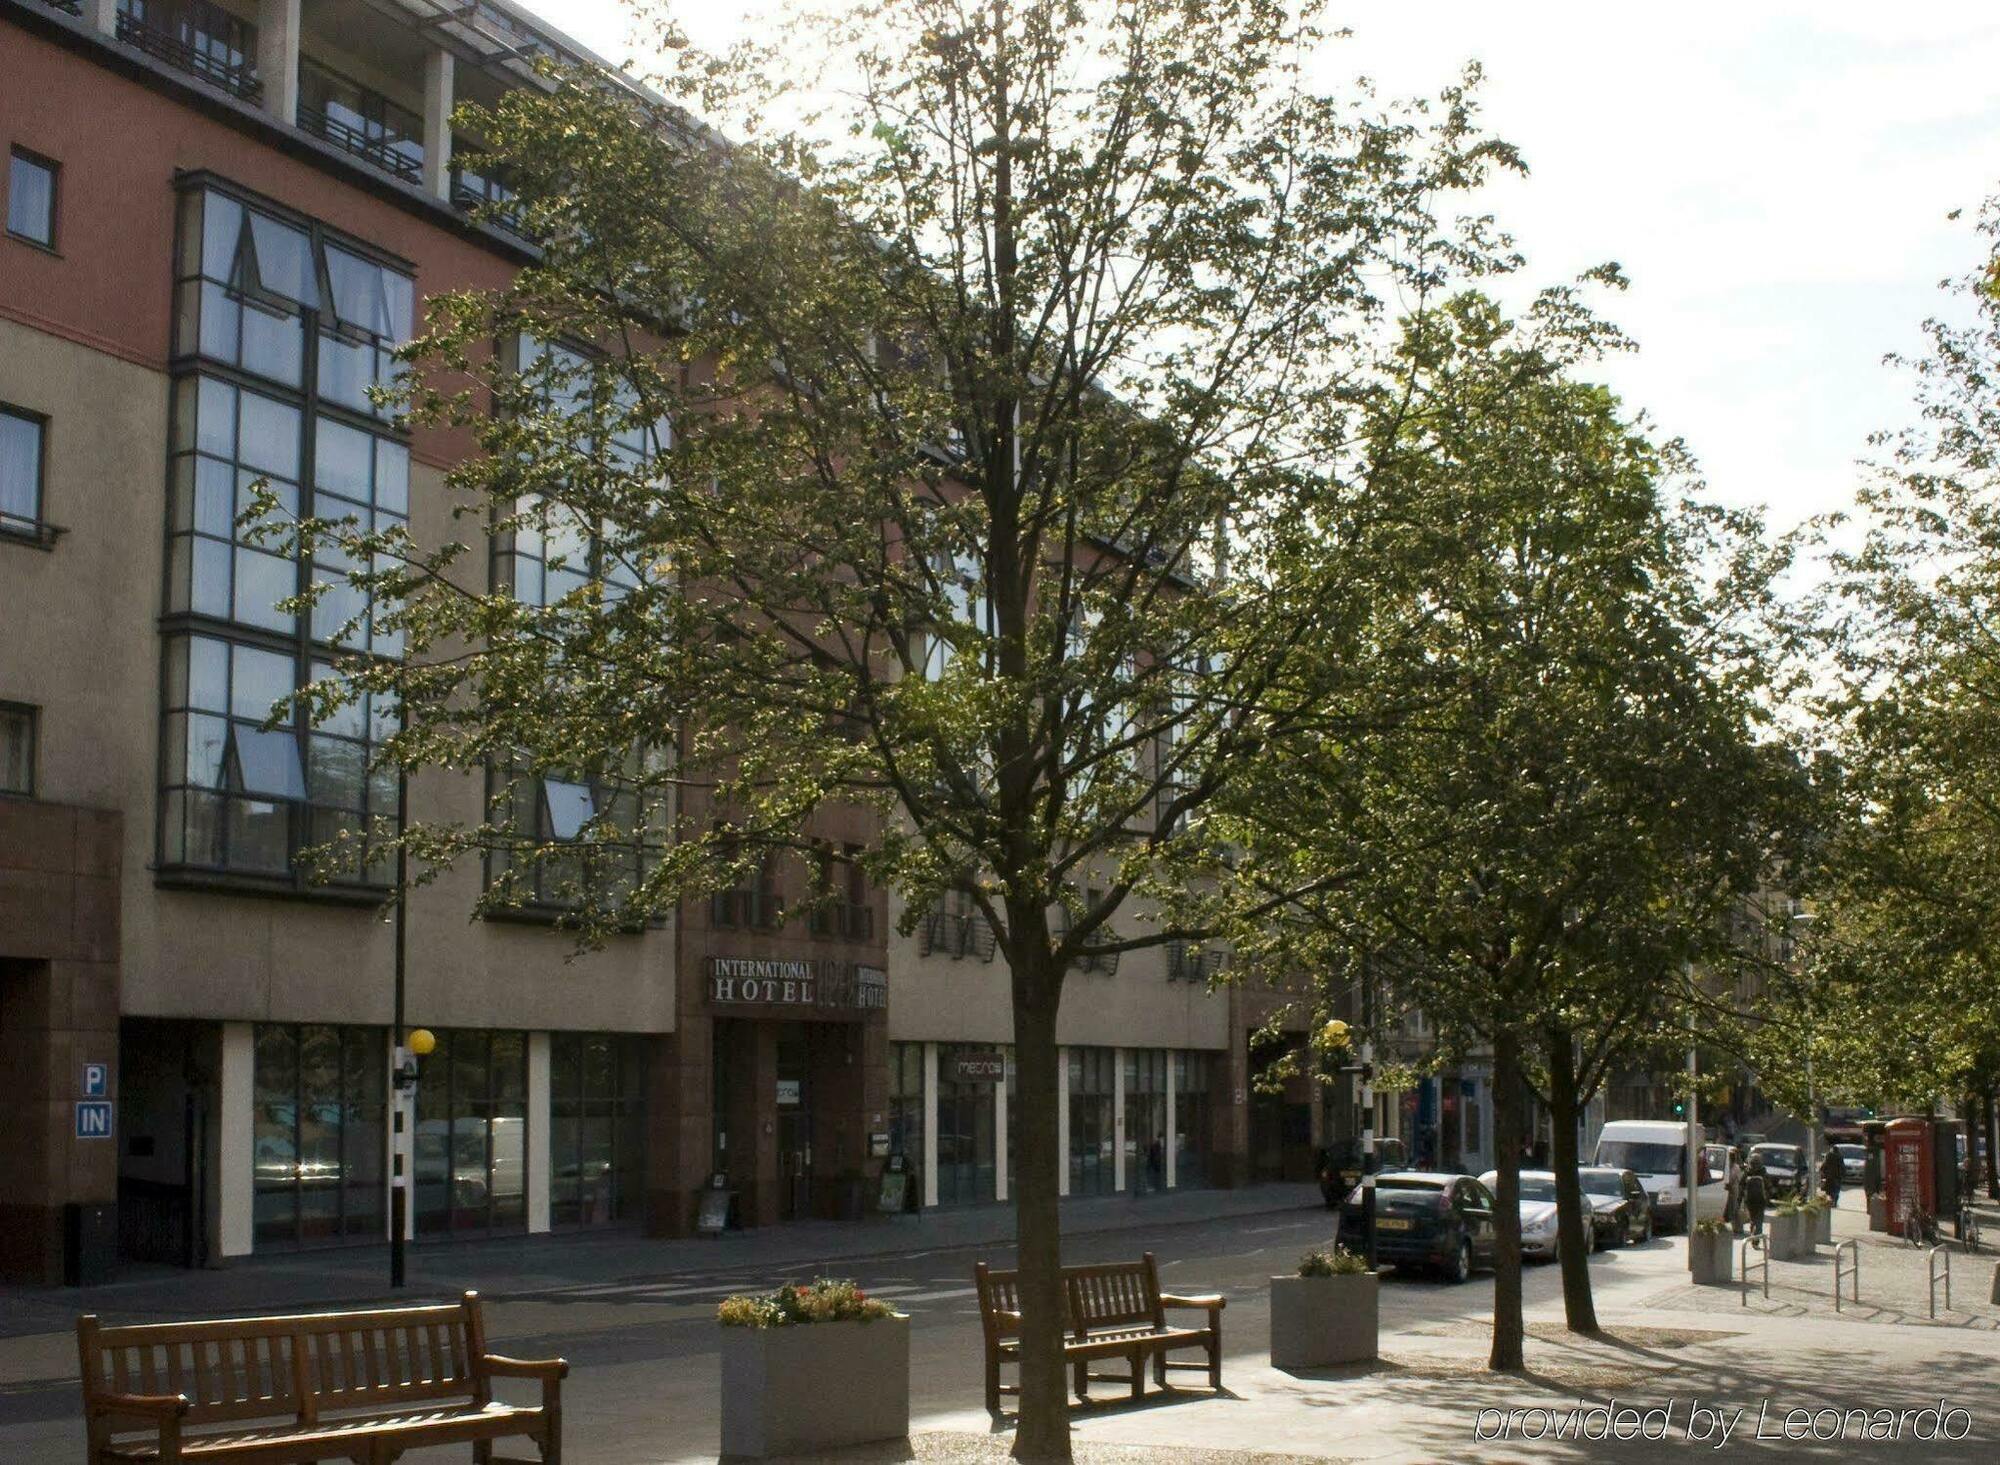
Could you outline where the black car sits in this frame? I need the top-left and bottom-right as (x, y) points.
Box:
(1339, 1171), (1497, 1282)
(1317, 1138), (1412, 1208)
(1750, 1143), (1807, 1198)
(1579, 1166), (1654, 1245)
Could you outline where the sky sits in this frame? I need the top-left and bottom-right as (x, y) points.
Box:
(526, 1), (2000, 536)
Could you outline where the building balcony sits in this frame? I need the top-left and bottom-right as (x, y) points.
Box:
(297, 102), (423, 186)
(115, 0), (262, 104)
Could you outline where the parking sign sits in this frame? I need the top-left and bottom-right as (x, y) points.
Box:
(83, 1062), (108, 1097)
(75, 1101), (113, 1139)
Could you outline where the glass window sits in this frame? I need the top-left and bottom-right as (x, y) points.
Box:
(1173, 1050), (1213, 1190)
(252, 1022), (386, 1250)
(886, 1043), (925, 1200)
(486, 756), (666, 913)
(0, 406), (44, 536)
(0, 703), (34, 795)
(414, 1028), (528, 1238)
(6, 149), (55, 248)
(1067, 1047), (1117, 1197)
(935, 1045), (997, 1207)
(550, 1032), (647, 1228)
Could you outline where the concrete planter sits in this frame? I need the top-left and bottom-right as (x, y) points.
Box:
(1869, 1195), (1889, 1232)
(1269, 1273), (1379, 1368)
(1689, 1230), (1734, 1286)
(1767, 1211), (1811, 1261)
(719, 1316), (910, 1458)
(1813, 1207), (1833, 1245)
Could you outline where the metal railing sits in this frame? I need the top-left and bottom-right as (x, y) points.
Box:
(298, 105), (424, 185)
(1929, 1243), (1952, 1317)
(1739, 1232), (1769, 1305)
(1833, 1237), (1860, 1312)
(115, 12), (262, 102)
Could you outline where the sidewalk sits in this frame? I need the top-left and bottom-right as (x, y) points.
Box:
(0, 1181), (1321, 1339)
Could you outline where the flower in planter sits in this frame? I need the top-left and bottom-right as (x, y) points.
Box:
(717, 1278), (902, 1328)
(1691, 1217), (1732, 1237)
(1297, 1245), (1371, 1277)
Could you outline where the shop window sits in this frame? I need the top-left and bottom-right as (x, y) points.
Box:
(936, 1044), (998, 1206)
(886, 1043), (925, 1196)
(252, 1023), (386, 1248)
(413, 1028), (528, 1238)
(1174, 1050), (1214, 1190)
(1067, 1046), (1117, 1197)
(550, 1033), (647, 1227)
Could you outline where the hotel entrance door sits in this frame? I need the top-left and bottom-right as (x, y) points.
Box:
(776, 1028), (811, 1220)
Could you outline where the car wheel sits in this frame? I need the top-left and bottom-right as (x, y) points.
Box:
(1450, 1236), (1474, 1283)
(1584, 1220), (1597, 1255)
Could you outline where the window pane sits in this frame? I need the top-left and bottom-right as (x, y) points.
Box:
(325, 246), (388, 336)
(0, 411), (41, 527)
(199, 191), (243, 282)
(7, 153), (54, 246)
(184, 712), (228, 787)
(232, 725), (306, 799)
(227, 797), (291, 872)
(0, 705), (33, 795)
(247, 212), (318, 307)
(231, 643), (296, 722)
(237, 391), (300, 479)
(315, 418), (373, 499)
(543, 779), (596, 840)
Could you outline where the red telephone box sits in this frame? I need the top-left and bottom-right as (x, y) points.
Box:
(1882, 1118), (1933, 1231)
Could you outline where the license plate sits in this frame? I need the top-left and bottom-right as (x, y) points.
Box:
(1376, 1217), (1412, 1232)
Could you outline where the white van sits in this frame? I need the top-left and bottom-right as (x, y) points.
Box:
(1590, 1120), (1726, 1232)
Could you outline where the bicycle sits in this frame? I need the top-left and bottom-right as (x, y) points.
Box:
(1958, 1203), (1982, 1252)
(1903, 1206), (1939, 1247)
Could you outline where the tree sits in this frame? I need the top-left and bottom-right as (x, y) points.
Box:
(290, 2), (1520, 1455)
(1777, 198), (2000, 1145)
(1221, 287), (1794, 1362)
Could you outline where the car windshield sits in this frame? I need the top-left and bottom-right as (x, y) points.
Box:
(1837, 1145), (1864, 1158)
(1517, 1178), (1557, 1202)
(1379, 1178), (1446, 1195)
(1596, 1141), (1682, 1175)
(1580, 1172), (1625, 1196)
(1757, 1149), (1801, 1170)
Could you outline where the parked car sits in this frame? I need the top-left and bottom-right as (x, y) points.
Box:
(1318, 1137), (1413, 1208)
(1835, 1143), (1867, 1184)
(1580, 1167), (1654, 1245)
(1591, 1120), (1726, 1232)
(1476, 1170), (1563, 1261)
(1340, 1171), (1497, 1282)
(1750, 1142), (1807, 1198)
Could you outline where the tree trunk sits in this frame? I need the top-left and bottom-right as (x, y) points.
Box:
(1488, 1027), (1526, 1371)
(1544, 1023), (1599, 1334)
(1009, 964), (1071, 1462)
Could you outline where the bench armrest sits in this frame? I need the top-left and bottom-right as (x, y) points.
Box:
(1160, 1293), (1225, 1311)
(991, 1309), (1022, 1326)
(482, 1354), (570, 1381)
(91, 1391), (191, 1422)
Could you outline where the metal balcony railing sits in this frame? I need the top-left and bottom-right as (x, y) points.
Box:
(116, 10), (262, 102)
(298, 105), (424, 186)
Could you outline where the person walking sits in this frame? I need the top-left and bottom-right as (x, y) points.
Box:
(1743, 1153), (1770, 1237)
(1819, 1146), (1843, 1208)
(1725, 1148), (1745, 1236)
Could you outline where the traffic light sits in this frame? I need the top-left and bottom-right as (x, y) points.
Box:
(1672, 1100), (1687, 1118)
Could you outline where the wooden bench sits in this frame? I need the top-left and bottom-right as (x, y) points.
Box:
(76, 1291), (565, 1463)
(973, 1253), (1224, 1413)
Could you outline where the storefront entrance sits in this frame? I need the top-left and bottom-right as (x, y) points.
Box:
(776, 1027), (812, 1221)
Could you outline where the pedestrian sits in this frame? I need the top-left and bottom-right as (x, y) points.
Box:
(1147, 1136), (1165, 1191)
(1819, 1146), (1843, 1207)
(1531, 1138), (1550, 1168)
(1862, 1138), (1883, 1202)
(1725, 1149), (1745, 1236)
(1743, 1153), (1769, 1236)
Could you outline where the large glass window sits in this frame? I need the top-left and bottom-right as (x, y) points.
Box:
(414, 1028), (528, 1237)
(253, 1023), (386, 1248)
(935, 1044), (998, 1206)
(159, 180), (412, 887)
(1067, 1046), (1117, 1197)
(1127, 1049), (1167, 1192)
(1174, 1050), (1214, 1189)
(550, 1033), (647, 1228)
(0, 405), (45, 539)
(0, 703), (36, 796)
(886, 1043), (924, 1195)
(484, 756), (668, 912)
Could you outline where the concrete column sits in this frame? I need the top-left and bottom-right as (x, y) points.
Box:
(527, 1032), (551, 1233)
(1113, 1048), (1127, 1192)
(994, 1055), (1009, 1203)
(89, 0), (117, 38)
(1057, 1046), (1071, 1198)
(421, 48), (455, 200)
(256, 0), (301, 127)
(921, 1042), (939, 1208)
(1165, 1051), (1179, 1189)
(217, 1022), (255, 1259)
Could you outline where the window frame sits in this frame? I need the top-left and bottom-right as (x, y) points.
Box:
(0, 701), (37, 797)
(0, 402), (55, 548)
(6, 146), (59, 252)
(155, 174), (415, 897)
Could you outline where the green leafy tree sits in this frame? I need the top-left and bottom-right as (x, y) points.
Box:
(289, 2), (1521, 1454)
(1222, 288), (1795, 1363)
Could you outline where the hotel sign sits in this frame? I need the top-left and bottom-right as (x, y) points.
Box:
(708, 957), (888, 1014)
